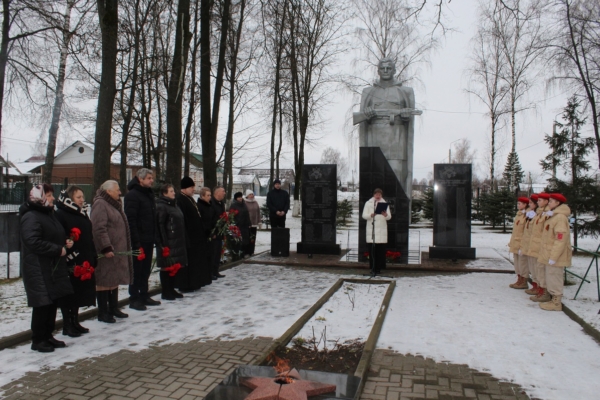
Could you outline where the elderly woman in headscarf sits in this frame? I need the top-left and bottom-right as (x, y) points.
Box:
(244, 189), (261, 256)
(20, 183), (74, 352)
(91, 180), (134, 323)
(55, 186), (97, 337)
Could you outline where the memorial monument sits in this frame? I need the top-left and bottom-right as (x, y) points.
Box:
(297, 164), (341, 255)
(429, 164), (476, 259)
(354, 58), (422, 264)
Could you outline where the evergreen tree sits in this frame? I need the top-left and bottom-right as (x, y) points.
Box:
(411, 198), (422, 224)
(502, 150), (525, 191)
(336, 199), (353, 226)
(479, 189), (515, 231)
(422, 187), (434, 221)
(540, 96), (600, 247)
(260, 203), (271, 228)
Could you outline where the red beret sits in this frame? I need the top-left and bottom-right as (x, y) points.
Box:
(550, 193), (567, 203)
(518, 197), (530, 204)
(530, 194), (539, 202)
(538, 192), (550, 200)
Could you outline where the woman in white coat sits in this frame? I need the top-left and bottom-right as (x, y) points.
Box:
(362, 188), (392, 274)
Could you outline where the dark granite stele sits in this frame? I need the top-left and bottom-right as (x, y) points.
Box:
(429, 163), (476, 260)
(359, 147), (409, 264)
(297, 164), (341, 255)
(204, 365), (361, 400)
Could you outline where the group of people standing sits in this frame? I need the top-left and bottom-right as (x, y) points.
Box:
(508, 192), (572, 311)
(20, 168), (262, 353)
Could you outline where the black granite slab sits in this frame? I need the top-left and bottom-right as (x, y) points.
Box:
(204, 365), (361, 400)
(359, 147), (409, 264)
(429, 163), (476, 259)
(297, 164), (341, 255)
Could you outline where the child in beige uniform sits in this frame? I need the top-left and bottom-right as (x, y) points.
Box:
(519, 194), (539, 294)
(526, 192), (551, 303)
(537, 193), (572, 311)
(508, 197), (530, 289)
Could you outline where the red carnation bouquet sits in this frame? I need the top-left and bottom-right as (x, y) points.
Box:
(158, 246), (182, 277)
(53, 227), (82, 275)
(385, 251), (401, 263)
(97, 247), (145, 260)
(211, 209), (242, 260)
(73, 261), (94, 281)
(69, 227), (81, 241)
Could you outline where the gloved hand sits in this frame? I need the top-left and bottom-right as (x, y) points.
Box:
(518, 249), (522, 255)
(526, 210), (536, 219)
(549, 259), (556, 265)
(545, 210), (554, 217)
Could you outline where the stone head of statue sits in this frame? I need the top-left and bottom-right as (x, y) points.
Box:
(377, 57), (396, 82)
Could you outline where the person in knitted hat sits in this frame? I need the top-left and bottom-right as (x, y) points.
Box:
(537, 193), (572, 311)
(527, 192), (552, 303)
(244, 189), (261, 255)
(508, 197), (531, 289)
(266, 179), (290, 228)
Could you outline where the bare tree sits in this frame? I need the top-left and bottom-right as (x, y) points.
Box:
(320, 146), (348, 185)
(451, 138), (476, 164)
(165, 0), (192, 188)
(93, 0), (119, 190)
(351, 0), (440, 86)
(284, 0), (345, 215)
(466, 0), (509, 187)
(549, 0), (600, 169)
(495, 0), (546, 189)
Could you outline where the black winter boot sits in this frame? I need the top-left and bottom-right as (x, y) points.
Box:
(61, 307), (81, 337)
(71, 307), (89, 333)
(97, 291), (116, 323)
(109, 289), (128, 318)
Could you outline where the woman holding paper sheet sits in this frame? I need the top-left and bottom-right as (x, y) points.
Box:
(362, 188), (392, 275)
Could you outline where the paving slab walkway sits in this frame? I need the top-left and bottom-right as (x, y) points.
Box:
(365, 350), (533, 400)
(1, 339), (535, 400)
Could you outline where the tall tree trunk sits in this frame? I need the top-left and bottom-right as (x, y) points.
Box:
(43, 0), (74, 184)
(166, 0), (192, 188)
(94, 0), (119, 190)
(183, 0), (200, 178)
(223, 0), (246, 197)
(269, 0), (287, 189)
(490, 116), (495, 188)
(119, 0), (142, 191)
(200, 0), (214, 189)
(0, 0), (11, 154)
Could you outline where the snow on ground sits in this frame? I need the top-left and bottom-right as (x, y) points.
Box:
(292, 282), (388, 350)
(2, 265), (600, 400)
(2, 203), (600, 399)
(378, 272), (600, 400)
(0, 264), (342, 389)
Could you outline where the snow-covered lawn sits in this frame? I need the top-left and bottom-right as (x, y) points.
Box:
(292, 282), (389, 350)
(2, 204), (600, 399)
(1, 265), (600, 400)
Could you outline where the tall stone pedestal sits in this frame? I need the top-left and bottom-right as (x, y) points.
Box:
(297, 164), (341, 255)
(359, 147), (409, 264)
(429, 163), (476, 259)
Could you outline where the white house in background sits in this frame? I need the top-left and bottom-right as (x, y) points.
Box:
(230, 173), (260, 197)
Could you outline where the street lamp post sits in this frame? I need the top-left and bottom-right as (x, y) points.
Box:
(552, 112), (562, 180)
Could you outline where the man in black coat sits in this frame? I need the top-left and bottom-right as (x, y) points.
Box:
(124, 168), (159, 310)
(210, 186), (226, 279)
(266, 179), (290, 228)
(176, 177), (211, 290)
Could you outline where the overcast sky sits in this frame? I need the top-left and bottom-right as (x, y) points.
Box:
(1, 0), (595, 185)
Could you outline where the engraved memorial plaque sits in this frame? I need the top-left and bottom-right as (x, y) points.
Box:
(297, 164), (341, 255)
